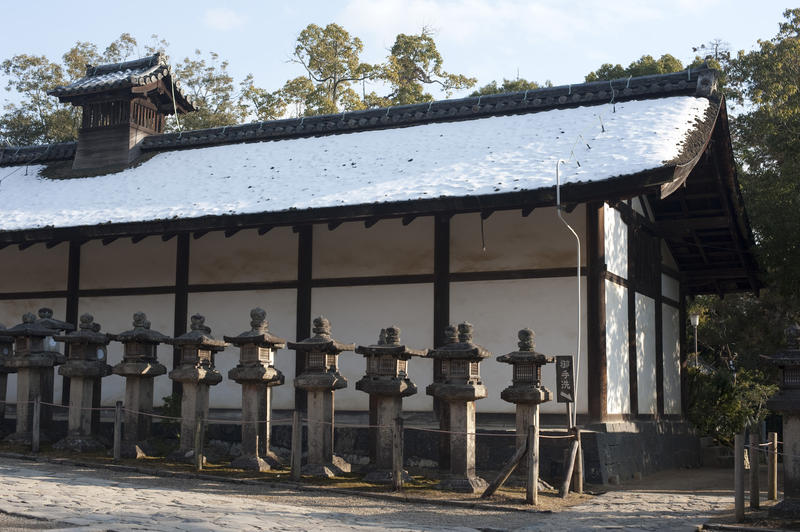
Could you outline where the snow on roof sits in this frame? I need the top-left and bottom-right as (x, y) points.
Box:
(0, 96), (709, 232)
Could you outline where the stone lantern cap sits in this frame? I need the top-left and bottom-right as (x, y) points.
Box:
(226, 308), (285, 385)
(355, 326), (426, 359)
(427, 323), (491, 362)
(290, 317), (352, 391)
(168, 314), (227, 351)
(35, 307), (75, 333)
(223, 308), (286, 348)
(54, 314), (112, 346)
(4, 312), (66, 368)
(497, 329), (555, 365)
(287, 316), (355, 353)
(112, 311), (171, 344)
(55, 314), (113, 378)
(426, 323), (489, 402)
(763, 323), (800, 413)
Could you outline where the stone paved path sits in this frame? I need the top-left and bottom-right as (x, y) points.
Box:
(0, 458), (735, 531)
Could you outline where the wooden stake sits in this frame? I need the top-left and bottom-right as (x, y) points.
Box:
(392, 417), (404, 491)
(560, 437), (580, 497)
(526, 407), (540, 505)
(31, 395), (40, 453)
(291, 410), (302, 481)
(113, 401), (122, 461)
(482, 440), (527, 499)
(573, 430), (584, 494)
(750, 432), (760, 510)
(768, 431), (778, 501)
(195, 417), (205, 472)
(735, 432), (745, 522)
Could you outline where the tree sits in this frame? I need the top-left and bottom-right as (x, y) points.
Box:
(470, 77), (546, 96)
(585, 54), (684, 82)
(381, 29), (475, 105)
(287, 23), (375, 115)
(728, 8), (800, 304)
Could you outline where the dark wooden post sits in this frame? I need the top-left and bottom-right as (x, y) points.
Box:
(295, 226), (312, 413)
(586, 202), (607, 422)
(172, 234), (189, 397)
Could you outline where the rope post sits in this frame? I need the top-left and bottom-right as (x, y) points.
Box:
(750, 432), (760, 510)
(526, 407), (540, 505)
(291, 410), (302, 481)
(194, 416), (205, 472)
(31, 396), (41, 453)
(768, 431), (778, 501)
(735, 431), (745, 522)
(113, 401), (122, 461)
(392, 417), (404, 491)
(573, 429), (584, 494)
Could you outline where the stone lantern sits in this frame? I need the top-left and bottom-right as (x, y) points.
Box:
(53, 314), (113, 452)
(426, 322), (490, 493)
(3, 311), (70, 444)
(497, 329), (554, 454)
(762, 323), (800, 515)
(224, 308), (286, 472)
(111, 312), (170, 458)
(168, 314), (227, 460)
(355, 325), (425, 483)
(288, 316), (354, 477)
(0, 324), (16, 431)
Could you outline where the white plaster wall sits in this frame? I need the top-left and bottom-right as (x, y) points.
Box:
(0, 243), (68, 292)
(662, 304), (682, 415)
(635, 293), (657, 415)
(631, 197), (645, 216)
(81, 237), (176, 289)
(662, 241), (678, 270)
(605, 280), (630, 415)
(189, 227), (297, 284)
(313, 217), (433, 278)
(78, 295), (175, 406)
(451, 206), (586, 273)
(0, 298), (67, 406)
(310, 284), (434, 411)
(187, 290), (297, 410)
(661, 274), (680, 302)
(450, 278), (588, 415)
(604, 204), (628, 279)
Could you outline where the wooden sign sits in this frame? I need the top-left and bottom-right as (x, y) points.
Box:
(556, 355), (574, 403)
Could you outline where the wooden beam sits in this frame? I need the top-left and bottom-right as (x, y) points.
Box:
(161, 233), (177, 242)
(364, 218), (379, 228)
(521, 206), (535, 217)
(627, 222), (638, 418)
(18, 242), (36, 250)
(257, 226), (272, 235)
(327, 221), (342, 231)
(62, 240), (81, 407)
(295, 225), (312, 412)
(45, 240), (65, 249)
(565, 202), (579, 213)
(656, 216), (730, 237)
(192, 231), (209, 240)
(224, 228), (240, 238)
(131, 235), (148, 244)
(172, 234), (189, 398)
(101, 237), (118, 246)
(401, 215), (417, 226)
(586, 202), (607, 422)
(480, 210), (494, 220)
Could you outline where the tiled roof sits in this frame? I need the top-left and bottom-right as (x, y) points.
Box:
(47, 53), (194, 110)
(141, 65), (717, 152)
(0, 142), (77, 166)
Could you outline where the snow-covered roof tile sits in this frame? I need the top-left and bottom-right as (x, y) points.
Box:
(0, 95), (711, 232)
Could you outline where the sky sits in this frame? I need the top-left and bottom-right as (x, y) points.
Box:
(0, 0), (792, 104)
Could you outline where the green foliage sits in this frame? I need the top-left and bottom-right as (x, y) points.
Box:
(687, 366), (777, 445)
(381, 29), (476, 105)
(470, 77), (547, 97)
(728, 8), (800, 303)
(584, 54), (685, 82)
(159, 393), (182, 425)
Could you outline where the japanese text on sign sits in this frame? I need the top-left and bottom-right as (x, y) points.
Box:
(556, 355), (574, 403)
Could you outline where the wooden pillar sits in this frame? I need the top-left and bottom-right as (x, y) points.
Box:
(433, 214), (451, 470)
(62, 240), (81, 406)
(586, 202), (607, 422)
(295, 226), (312, 413)
(679, 279), (688, 417)
(172, 233), (189, 397)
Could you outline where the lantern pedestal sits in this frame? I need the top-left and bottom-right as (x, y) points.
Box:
(226, 308), (286, 472)
(426, 323), (491, 493)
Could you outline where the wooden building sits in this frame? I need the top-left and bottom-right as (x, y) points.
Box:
(0, 57), (758, 478)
